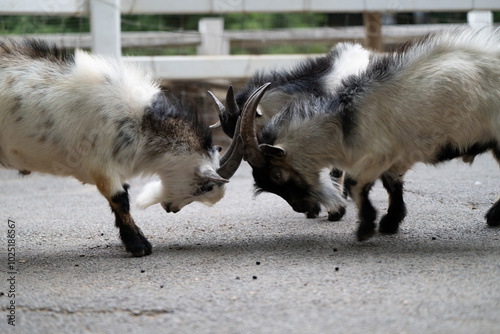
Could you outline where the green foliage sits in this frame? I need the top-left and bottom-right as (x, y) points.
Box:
(2, 12), (499, 56)
(0, 15), (90, 34)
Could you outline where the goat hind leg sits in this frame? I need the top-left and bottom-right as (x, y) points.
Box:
(327, 168), (347, 221)
(351, 181), (377, 241)
(378, 172), (407, 234)
(485, 149), (500, 227)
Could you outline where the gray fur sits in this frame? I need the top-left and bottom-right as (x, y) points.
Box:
(253, 26), (500, 239)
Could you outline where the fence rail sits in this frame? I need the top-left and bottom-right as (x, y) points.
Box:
(1, 1), (499, 79)
(2, 0), (500, 15)
(8, 24), (462, 50)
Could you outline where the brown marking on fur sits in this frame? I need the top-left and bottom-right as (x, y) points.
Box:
(19, 170), (31, 176)
(91, 171), (113, 199)
(5, 76), (15, 87)
(9, 96), (22, 115)
(44, 118), (54, 128)
(39, 134), (47, 143)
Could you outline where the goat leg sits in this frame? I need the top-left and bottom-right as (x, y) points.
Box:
(110, 184), (152, 257)
(351, 181), (377, 241)
(378, 172), (407, 234)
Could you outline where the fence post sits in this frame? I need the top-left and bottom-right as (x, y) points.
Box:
(197, 18), (229, 55)
(363, 12), (383, 51)
(90, 0), (121, 58)
(467, 10), (493, 26)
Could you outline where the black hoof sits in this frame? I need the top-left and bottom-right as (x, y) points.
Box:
(121, 226), (153, 257)
(306, 204), (321, 219)
(485, 203), (500, 227)
(378, 215), (400, 234)
(328, 206), (346, 221)
(356, 222), (376, 241)
(126, 237), (153, 257)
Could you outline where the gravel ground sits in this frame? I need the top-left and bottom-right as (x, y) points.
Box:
(1, 156), (499, 333)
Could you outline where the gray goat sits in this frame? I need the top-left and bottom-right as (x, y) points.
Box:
(238, 26), (500, 241)
(210, 42), (372, 220)
(0, 39), (241, 256)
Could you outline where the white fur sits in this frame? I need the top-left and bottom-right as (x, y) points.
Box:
(323, 43), (371, 92)
(0, 45), (226, 210)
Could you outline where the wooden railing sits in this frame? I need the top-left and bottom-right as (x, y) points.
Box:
(1, 0), (498, 79)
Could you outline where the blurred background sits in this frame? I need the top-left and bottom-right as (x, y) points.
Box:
(1, 1), (499, 145)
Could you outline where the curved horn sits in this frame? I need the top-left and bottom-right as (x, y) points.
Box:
(225, 86), (240, 117)
(207, 91), (224, 128)
(216, 117), (244, 179)
(239, 82), (272, 168)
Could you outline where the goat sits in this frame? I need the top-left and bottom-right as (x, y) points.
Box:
(209, 42), (373, 220)
(238, 26), (500, 241)
(0, 39), (242, 256)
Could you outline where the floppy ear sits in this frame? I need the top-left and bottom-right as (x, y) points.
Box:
(259, 144), (286, 158)
(196, 165), (229, 184)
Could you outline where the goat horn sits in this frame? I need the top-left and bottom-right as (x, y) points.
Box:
(239, 82), (271, 168)
(216, 116), (244, 179)
(207, 91), (224, 128)
(225, 86), (239, 117)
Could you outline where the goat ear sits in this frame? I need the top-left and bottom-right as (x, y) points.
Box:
(259, 144), (286, 158)
(196, 166), (229, 184)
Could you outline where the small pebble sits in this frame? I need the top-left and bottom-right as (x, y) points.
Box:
(160, 285), (164, 289)
(256, 261), (261, 265)
(75, 264), (79, 267)
(235, 277), (240, 280)
(333, 248), (338, 252)
(0, 292), (5, 297)
(252, 276), (257, 280)
(335, 267), (339, 272)
(141, 269), (145, 273)
(432, 237), (436, 240)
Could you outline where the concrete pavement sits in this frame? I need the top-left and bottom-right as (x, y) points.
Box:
(1, 155), (499, 333)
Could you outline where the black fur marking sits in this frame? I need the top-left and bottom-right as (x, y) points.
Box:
(111, 190), (130, 215)
(142, 92), (213, 156)
(379, 173), (407, 234)
(252, 163), (317, 214)
(485, 201), (500, 227)
(0, 38), (75, 64)
(113, 117), (137, 158)
(117, 222), (153, 257)
(328, 206), (346, 222)
(433, 141), (497, 164)
(306, 204), (321, 218)
(344, 175), (357, 197)
(235, 53), (334, 110)
(356, 182), (377, 241)
(111, 185), (152, 256)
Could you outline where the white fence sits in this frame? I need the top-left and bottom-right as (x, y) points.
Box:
(1, 0), (499, 80)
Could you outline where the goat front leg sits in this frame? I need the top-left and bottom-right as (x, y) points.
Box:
(110, 184), (152, 257)
(349, 180), (377, 241)
(93, 174), (152, 257)
(378, 172), (407, 234)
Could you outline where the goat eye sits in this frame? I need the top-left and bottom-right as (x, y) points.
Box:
(272, 171), (282, 183)
(204, 184), (214, 192)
